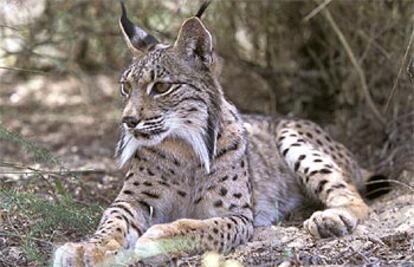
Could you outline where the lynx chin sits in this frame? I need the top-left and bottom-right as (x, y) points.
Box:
(54, 2), (372, 266)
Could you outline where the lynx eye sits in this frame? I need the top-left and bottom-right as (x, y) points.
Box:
(152, 82), (173, 95)
(120, 81), (132, 97)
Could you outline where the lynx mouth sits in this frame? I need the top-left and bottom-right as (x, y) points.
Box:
(131, 128), (168, 139)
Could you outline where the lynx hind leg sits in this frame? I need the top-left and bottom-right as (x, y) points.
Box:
(276, 119), (369, 238)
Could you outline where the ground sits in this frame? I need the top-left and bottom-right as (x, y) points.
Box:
(0, 75), (413, 267)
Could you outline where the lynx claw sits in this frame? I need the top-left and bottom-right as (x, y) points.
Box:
(304, 208), (358, 238)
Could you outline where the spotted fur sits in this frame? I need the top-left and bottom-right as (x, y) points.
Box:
(53, 4), (370, 266)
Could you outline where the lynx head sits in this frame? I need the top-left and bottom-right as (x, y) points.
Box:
(116, 1), (221, 172)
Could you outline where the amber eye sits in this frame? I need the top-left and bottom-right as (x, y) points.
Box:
(152, 82), (172, 95)
(120, 81), (132, 97)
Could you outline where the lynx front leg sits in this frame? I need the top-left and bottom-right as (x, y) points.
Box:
(53, 198), (147, 267)
(53, 170), (172, 267)
(134, 215), (253, 261)
(277, 120), (369, 238)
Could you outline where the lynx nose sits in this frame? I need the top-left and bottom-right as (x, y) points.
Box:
(122, 116), (140, 128)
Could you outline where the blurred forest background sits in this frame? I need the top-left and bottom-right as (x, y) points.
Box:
(0, 0), (413, 266)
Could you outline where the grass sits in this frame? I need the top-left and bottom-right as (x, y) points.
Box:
(0, 189), (102, 266)
(0, 124), (61, 166)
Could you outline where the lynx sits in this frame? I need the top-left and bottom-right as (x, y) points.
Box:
(54, 2), (370, 266)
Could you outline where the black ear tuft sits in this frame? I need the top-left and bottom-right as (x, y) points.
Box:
(196, 0), (212, 18)
(119, 1), (159, 54)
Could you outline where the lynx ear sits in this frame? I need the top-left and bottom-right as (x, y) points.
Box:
(119, 1), (159, 54)
(174, 17), (213, 65)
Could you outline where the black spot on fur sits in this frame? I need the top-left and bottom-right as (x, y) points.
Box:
(229, 217), (238, 225)
(123, 190), (133, 195)
(242, 203), (250, 209)
(177, 190), (187, 197)
(143, 181), (152, 186)
(233, 193), (242, 198)
(141, 191), (159, 198)
(232, 175), (238, 181)
(207, 184), (216, 191)
(157, 180), (169, 187)
(316, 139), (323, 146)
(282, 148), (289, 156)
(309, 170), (318, 177)
(220, 176), (228, 182)
(294, 161), (301, 172)
(214, 200), (223, 207)
(229, 203), (238, 210)
(216, 142), (239, 158)
(125, 173), (134, 180)
(219, 187), (228, 196)
(315, 179), (328, 194)
(320, 168), (333, 174)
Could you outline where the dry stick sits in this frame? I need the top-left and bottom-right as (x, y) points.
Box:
(384, 28), (414, 112)
(321, 8), (386, 127)
(0, 66), (48, 74)
(303, 0), (332, 22)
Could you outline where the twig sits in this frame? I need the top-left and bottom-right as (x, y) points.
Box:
(321, 7), (386, 127)
(0, 24), (20, 31)
(384, 27), (414, 112)
(408, 56), (414, 82)
(357, 30), (391, 60)
(303, 0), (333, 22)
(0, 162), (107, 176)
(0, 66), (49, 74)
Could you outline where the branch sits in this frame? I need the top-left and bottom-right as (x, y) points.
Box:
(303, 0), (332, 22)
(321, 6), (386, 127)
(384, 27), (414, 112)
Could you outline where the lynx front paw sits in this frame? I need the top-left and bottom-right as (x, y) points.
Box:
(135, 220), (201, 259)
(134, 223), (180, 258)
(53, 240), (121, 267)
(304, 208), (358, 238)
